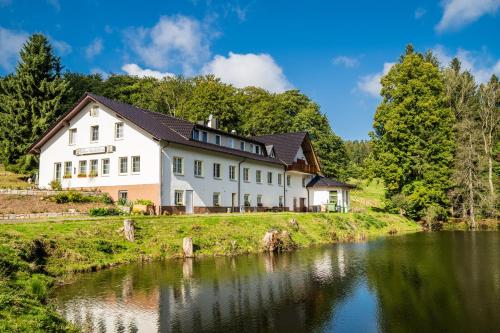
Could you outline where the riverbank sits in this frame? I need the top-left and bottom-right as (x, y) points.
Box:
(0, 211), (419, 332)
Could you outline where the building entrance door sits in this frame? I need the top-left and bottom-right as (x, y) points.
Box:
(185, 190), (194, 214)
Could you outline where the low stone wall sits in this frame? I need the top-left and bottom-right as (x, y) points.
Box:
(0, 188), (100, 196)
(0, 211), (86, 221)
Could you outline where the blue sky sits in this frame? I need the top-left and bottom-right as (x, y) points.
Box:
(1, 0), (500, 139)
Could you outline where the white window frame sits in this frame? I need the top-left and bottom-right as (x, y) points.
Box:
(279, 196), (284, 207)
(215, 134), (221, 145)
(213, 192), (221, 207)
(115, 122), (124, 140)
(243, 168), (249, 182)
(256, 170), (262, 183)
(68, 128), (77, 145)
(229, 165), (236, 181)
(90, 159), (98, 177)
(131, 156), (140, 174)
(192, 129), (200, 140)
(90, 125), (99, 142)
(201, 131), (208, 142)
(240, 141), (245, 151)
(64, 161), (72, 178)
(267, 172), (273, 184)
(255, 145), (260, 155)
(173, 157), (184, 175)
(228, 138), (234, 149)
(119, 157), (128, 175)
(78, 160), (87, 176)
(278, 174), (283, 186)
(54, 162), (62, 180)
(287, 175), (291, 186)
(101, 158), (110, 176)
(194, 160), (203, 177)
(118, 190), (128, 201)
(213, 163), (221, 179)
(244, 194), (251, 207)
(90, 105), (99, 117)
(174, 190), (184, 206)
(257, 194), (263, 206)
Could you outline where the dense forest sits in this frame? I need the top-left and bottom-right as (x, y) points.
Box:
(0, 35), (498, 226)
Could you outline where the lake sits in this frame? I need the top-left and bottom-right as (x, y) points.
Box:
(53, 232), (500, 332)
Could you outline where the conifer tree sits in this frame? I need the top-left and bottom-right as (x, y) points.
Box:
(0, 34), (67, 172)
(371, 45), (455, 221)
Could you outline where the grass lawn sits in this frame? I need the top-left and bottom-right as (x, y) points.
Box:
(0, 176), (421, 332)
(0, 165), (31, 189)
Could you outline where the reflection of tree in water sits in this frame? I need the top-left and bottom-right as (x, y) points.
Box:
(365, 232), (500, 332)
(53, 245), (362, 332)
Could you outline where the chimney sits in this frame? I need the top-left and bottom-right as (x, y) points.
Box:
(207, 114), (218, 129)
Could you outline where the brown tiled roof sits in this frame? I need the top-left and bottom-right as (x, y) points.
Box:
(306, 175), (355, 189)
(251, 132), (308, 165)
(29, 93), (284, 166)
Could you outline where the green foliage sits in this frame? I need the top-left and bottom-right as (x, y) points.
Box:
(371, 45), (455, 221)
(50, 191), (112, 204)
(49, 179), (62, 191)
(88, 207), (121, 216)
(0, 34), (68, 173)
(135, 199), (154, 205)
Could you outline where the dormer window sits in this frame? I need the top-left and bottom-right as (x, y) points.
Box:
(215, 135), (221, 145)
(228, 138), (234, 149)
(255, 145), (260, 155)
(90, 105), (99, 117)
(240, 141), (245, 151)
(201, 131), (208, 142)
(192, 129), (200, 141)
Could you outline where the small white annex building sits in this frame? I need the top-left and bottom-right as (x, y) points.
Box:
(29, 93), (354, 214)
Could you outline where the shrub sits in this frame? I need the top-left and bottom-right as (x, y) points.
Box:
(88, 207), (121, 216)
(49, 180), (62, 191)
(117, 197), (130, 206)
(134, 199), (154, 206)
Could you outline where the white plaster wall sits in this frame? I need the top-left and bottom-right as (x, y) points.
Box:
(38, 103), (160, 189)
(161, 144), (305, 209)
(294, 146), (307, 163)
(310, 187), (349, 211)
(284, 171), (312, 209)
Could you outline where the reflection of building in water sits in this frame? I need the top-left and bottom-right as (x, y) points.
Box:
(56, 245), (359, 333)
(56, 276), (161, 333)
(158, 249), (357, 333)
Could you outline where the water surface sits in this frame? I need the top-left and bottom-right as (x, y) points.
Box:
(53, 232), (500, 332)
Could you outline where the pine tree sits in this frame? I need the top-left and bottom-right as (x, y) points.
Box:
(0, 34), (67, 172)
(371, 45), (455, 221)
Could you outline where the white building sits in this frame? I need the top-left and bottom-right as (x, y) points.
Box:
(29, 93), (354, 214)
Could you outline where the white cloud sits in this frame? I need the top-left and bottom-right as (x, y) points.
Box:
(332, 55), (359, 68)
(436, 0), (500, 32)
(51, 38), (72, 55)
(124, 15), (211, 74)
(357, 62), (394, 97)
(414, 7), (426, 19)
(202, 52), (292, 93)
(0, 27), (27, 71)
(433, 45), (500, 83)
(85, 38), (103, 59)
(47, 0), (60, 11)
(121, 63), (174, 79)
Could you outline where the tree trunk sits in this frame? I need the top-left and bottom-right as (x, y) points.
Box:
(488, 154), (494, 196)
(124, 219), (135, 242)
